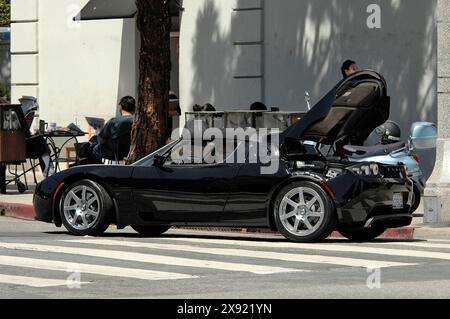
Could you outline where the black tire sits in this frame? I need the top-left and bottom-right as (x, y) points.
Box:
(273, 181), (336, 243)
(339, 226), (387, 241)
(410, 183), (421, 214)
(59, 179), (113, 236)
(131, 225), (171, 237)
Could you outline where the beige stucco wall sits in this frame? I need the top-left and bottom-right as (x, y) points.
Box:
(11, 0), (138, 134)
(179, 0), (437, 177)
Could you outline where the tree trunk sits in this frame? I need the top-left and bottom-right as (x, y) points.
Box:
(127, 0), (171, 164)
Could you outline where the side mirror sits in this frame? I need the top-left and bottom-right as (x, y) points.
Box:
(409, 122), (437, 149)
(153, 154), (166, 167)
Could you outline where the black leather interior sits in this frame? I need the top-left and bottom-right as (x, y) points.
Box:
(343, 141), (406, 159)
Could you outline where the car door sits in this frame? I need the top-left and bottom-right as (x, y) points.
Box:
(222, 139), (288, 226)
(131, 139), (241, 223)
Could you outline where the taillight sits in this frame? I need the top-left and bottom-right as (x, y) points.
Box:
(412, 154), (420, 164)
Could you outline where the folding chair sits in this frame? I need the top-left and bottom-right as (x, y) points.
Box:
(102, 133), (131, 165)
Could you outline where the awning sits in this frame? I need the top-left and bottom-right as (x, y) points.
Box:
(74, 0), (137, 21)
(74, 0), (182, 21)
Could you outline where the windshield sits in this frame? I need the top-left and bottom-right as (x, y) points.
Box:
(133, 140), (179, 166)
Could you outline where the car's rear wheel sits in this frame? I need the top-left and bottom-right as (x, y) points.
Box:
(274, 181), (336, 243)
(131, 225), (171, 237)
(60, 179), (113, 236)
(339, 226), (387, 241)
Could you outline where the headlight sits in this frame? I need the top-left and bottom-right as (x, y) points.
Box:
(349, 163), (380, 176)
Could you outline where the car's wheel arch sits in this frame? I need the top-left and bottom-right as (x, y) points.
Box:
(52, 174), (119, 228)
(266, 174), (335, 231)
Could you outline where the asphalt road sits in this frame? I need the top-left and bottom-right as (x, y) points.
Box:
(1, 216), (450, 299)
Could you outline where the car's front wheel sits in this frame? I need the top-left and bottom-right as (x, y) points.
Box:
(59, 179), (113, 236)
(339, 226), (387, 241)
(274, 181), (336, 243)
(131, 225), (171, 237)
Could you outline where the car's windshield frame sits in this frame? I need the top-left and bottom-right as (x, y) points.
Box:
(132, 140), (179, 166)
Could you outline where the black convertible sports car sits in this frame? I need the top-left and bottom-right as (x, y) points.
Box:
(34, 70), (413, 242)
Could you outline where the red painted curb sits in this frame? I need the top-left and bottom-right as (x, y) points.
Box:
(179, 227), (415, 239)
(0, 202), (36, 220)
(330, 227), (415, 239)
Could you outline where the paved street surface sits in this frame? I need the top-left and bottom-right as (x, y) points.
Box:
(1, 217), (450, 299)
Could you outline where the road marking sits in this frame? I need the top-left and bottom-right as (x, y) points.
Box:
(0, 242), (299, 275)
(378, 241), (450, 250)
(0, 255), (195, 281)
(0, 274), (75, 288)
(63, 239), (415, 268)
(149, 236), (450, 261)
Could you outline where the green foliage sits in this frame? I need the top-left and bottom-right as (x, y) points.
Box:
(0, 82), (10, 103)
(0, 0), (10, 27)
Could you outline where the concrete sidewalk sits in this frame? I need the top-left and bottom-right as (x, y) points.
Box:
(1, 168), (449, 239)
(0, 165), (42, 220)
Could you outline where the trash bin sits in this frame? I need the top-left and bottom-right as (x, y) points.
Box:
(0, 105), (27, 163)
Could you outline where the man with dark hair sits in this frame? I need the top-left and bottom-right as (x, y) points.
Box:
(76, 96), (135, 164)
(193, 103), (216, 112)
(341, 60), (359, 78)
(91, 96), (135, 161)
(250, 101), (267, 111)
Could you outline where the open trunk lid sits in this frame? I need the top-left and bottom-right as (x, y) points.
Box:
(282, 70), (390, 151)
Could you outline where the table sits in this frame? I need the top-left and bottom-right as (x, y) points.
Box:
(42, 130), (86, 176)
(0, 130), (86, 193)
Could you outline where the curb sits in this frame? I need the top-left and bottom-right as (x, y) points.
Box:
(177, 226), (416, 239)
(329, 228), (415, 239)
(0, 202), (415, 239)
(0, 202), (36, 220)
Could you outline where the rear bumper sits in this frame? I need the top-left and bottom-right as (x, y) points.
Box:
(364, 213), (412, 229)
(328, 174), (413, 229)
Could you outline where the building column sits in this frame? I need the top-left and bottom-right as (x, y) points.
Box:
(423, 0), (450, 225)
(10, 0), (39, 103)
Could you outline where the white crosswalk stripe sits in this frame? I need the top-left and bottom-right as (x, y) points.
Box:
(0, 242), (301, 275)
(0, 255), (196, 281)
(381, 241), (450, 250)
(3, 235), (450, 289)
(0, 274), (85, 288)
(64, 238), (416, 268)
(153, 236), (450, 261)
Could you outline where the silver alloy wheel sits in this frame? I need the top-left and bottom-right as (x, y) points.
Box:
(63, 185), (100, 230)
(279, 187), (325, 237)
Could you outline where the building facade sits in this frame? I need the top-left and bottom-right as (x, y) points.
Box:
(11, 0), (437, 176)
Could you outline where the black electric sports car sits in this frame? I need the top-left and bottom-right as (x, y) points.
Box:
(34, 70), (413, 242)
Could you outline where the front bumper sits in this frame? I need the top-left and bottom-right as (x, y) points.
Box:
(33, 178), (59, 224)
(327, 173), (413, 230)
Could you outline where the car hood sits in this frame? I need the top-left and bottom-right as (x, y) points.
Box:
(282, 70), (390, 148)
(49, 164), (134, 183)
